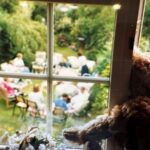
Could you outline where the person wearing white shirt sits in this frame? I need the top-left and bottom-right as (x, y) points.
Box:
(28, 84), (46, 117)
(68, 87), (89, 113)
(13, 53), (25, 67)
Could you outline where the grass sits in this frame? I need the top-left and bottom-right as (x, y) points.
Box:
(0, 99), (26, 134)
(54, 45), (77, 59)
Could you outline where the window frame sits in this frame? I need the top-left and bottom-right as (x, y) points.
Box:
(0, 1), (112, 132)
(0, 0), (144, 149)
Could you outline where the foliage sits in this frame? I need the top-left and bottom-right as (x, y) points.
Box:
(89, 83), (108, 115)
(139, 36), (149, 52)
(31, 3), (47, 23)
(101, 64), (110, 77)
(140, 0), (150, 51)
(95, 49), (112, 77)
(10, 16), (46, 67)
(143, 0), (150, 38)
(55, 5), (115, 65)
(54, 9), (73, 47)
(0, 0), (19, 13)
(0, 11), (47, 68)
(86, 49), (99, 61)
(74, 6), (114, 52)
(0, 13), (14, 63)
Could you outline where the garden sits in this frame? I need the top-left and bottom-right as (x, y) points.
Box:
(0, 0), (149, 144)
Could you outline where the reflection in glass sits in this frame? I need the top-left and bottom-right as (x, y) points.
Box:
(53, 4), (116, 78)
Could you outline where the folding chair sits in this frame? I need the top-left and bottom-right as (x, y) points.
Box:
(12, 95), (27, 117)
(26, 100), (40, 118)
(53, 107), (67, 123)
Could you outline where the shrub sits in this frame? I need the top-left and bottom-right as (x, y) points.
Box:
(0, 12), (47, 69)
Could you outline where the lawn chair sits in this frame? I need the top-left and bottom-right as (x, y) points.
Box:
(32, 51), (47, 73)
(26, 100), (40, 118)
(53, 107), (67, 123)
(12, 95), (27, 118)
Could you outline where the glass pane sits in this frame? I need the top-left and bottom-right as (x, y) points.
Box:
(139, 0), (150, 54)
(0, 1), (48, 75)
(53, 4), (116, 78)
(52, 81), (109, 148)
(0, 78), (47, 135)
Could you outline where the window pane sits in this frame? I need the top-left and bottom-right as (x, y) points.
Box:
(139, 0), (150, 54)
(0, 78), (47, 133)
(0, 1), (47, 75)
(52, 81), (109, 147)
(53, 4), (116, 78)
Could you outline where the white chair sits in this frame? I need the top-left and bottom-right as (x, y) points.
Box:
(53, 53), (64, 66)
(67, 56), (80, 69)
(32, 51), (47, 73)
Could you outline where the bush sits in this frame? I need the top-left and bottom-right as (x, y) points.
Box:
(89, 84), (108, 115)
(0, 12), (47, 69)
(86, 49), (99, 61)
(0, 0), (18, 13)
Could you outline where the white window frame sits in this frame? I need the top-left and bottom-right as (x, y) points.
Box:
(0, 0), (112, 132)
(0, 0), (144, 149)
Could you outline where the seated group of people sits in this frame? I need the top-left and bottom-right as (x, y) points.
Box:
(54, 86), (90, 114)
(0, 79), (47, 119)
(1, 53), (29, 73)
(53, 52), (95, 77)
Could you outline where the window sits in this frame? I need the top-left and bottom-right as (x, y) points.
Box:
(0, 0), (142, 149)
(139, 0), (150, 53)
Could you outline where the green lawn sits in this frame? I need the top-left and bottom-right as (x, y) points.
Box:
(0, 98), (93, 141)
(54, 45), (77, 59)
(0, 99), (27, 134)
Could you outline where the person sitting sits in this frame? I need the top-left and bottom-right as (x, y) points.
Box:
(13, 53), (29, 73)
(54, 93), (70, 112)
(0, 78), (17, 108)
(13, 53), (25, 67)
(28, 84), (46, 118)
(67, 87), (89, 114)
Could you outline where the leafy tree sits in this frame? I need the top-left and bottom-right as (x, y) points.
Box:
(0, 0), (19, 13)
(54, 9), (73, 47)
(32, 3), (47, 23)
(143, 0), (150, 38)
(70, 6), (115, 52)
(55, 5), (115, 64)
(0, 12), (47, 68)
(0, 14), (14, 62)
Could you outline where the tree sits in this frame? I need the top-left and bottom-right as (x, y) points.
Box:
(0, 11), (47, 68)
(0, 0), (19, 13)
(31, 3), (47, 23)
(55, 5), (115, 63)
(143, 0), (150, 38)
(0, 14), (14, 62)
(140, 0), (150, 51)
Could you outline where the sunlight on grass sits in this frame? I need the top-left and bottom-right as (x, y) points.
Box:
(54, 46), (77, 59)
(0, 99), (26, 134)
